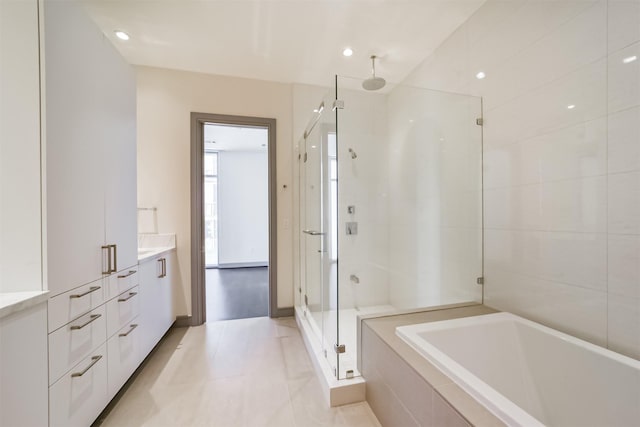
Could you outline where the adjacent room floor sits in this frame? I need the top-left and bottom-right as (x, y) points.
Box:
(94, 316), (381, 427)
(206, 267), (269, 320)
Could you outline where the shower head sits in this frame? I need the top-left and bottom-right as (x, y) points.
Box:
(362, 55), (386, 91)
(348, 148), (357, 159)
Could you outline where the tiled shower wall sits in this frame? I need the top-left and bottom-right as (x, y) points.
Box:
(385, 87), (483, 309)
(336, 84), (392, 310)
(404, 0), (640, 359)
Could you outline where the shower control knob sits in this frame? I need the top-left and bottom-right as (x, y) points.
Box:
(346, 222), (358, 235)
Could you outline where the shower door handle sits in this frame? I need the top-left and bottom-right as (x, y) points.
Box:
(302, 229), (325, 236)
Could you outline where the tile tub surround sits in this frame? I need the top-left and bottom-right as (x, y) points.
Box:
(95, 316), (381, 427)
(360, 305), (504, 427)
(399, 0), (640, 360)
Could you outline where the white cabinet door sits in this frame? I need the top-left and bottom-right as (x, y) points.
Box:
(137, 257), (160, 360)
(0, 0), (42, 293)
(101, 35), (138, 273)
(44, 1), (138, 296)
(138, 251), (176, 362)
(44, 0), (107, 296)
(158, 252), (176, 335)
(0, 303), (48, 427)
(107, 318), (140, 400)
(49, 343), (108, 427)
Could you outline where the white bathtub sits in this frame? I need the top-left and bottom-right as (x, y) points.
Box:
(396, 312), (640, 427)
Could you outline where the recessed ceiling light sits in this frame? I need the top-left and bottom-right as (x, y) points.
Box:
(114, 30), (130, 41)
(567, 104), (576, 110)
(475, 71), (486, 80)
(343, 47), (353, 57)
(623, 55), (637, 64)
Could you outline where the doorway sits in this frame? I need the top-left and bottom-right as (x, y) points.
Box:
(191, 113), (279, 325)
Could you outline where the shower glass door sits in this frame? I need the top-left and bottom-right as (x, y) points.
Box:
(301, 88), (339, 376)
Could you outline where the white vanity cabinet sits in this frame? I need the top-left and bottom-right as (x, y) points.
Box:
(0, 0), (43, 294)
(0, 1), (49, 425)
(0, 302), (49, 427)
(44, 3), (140, 423)
(47, 267), (140, 427)
(44, 0), (138, 297)
(138, 251), (176, 361)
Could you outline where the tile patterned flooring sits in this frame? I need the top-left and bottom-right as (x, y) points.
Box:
(95, 317), (381, 427)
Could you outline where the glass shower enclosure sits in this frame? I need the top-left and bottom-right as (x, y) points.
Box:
(298, 87), (340, 376)
(296, 76), (484, 380)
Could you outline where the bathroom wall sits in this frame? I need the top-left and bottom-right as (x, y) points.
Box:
(404, 0), (640, 359)
(136, 66), (294, 315)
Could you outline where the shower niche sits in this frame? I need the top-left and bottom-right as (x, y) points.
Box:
(294, 76), (484, 382)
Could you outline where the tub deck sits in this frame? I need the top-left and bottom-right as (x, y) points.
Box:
(359, 303), (503, 427)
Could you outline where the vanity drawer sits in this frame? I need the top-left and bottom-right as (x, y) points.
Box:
(49, 344), (108, 427)
(106, 285), (139, 338)
(49, 305), (106, 385)
(48, 278), (105, 333)
(107, 318), (140, 400)
(107, 267), (138, 300)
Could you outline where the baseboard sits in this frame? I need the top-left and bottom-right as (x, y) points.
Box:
(217, 262), (268, 269)
(173, 315), (193, 327)
(272, 306), (294, 318)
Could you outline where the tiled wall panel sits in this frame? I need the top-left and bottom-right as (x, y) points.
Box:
(403, 0), (640, 359)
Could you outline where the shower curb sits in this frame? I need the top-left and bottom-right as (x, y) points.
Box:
(295, 307), (366, 407)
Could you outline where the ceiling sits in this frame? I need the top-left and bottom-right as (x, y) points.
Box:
(204, 123), (268, 152)
(81, 0), (485, 87)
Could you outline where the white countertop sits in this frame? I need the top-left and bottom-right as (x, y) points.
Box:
(137, 246), (176, 262)
(137, 233), (176, 262)
(0, 291), (49, 320)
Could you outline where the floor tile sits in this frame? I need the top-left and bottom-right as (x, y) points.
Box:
(95, 317), (380, 427)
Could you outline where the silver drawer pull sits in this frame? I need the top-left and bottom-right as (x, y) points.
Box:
(70, 314), (101, 330)
(71, 355), (102, 378)
(117, 270), (136, 279)
(118, 291), (137, 302)
(119, 324), (138, 337)
(102, 245), (111, 275)
(69, 286), (101, 299)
